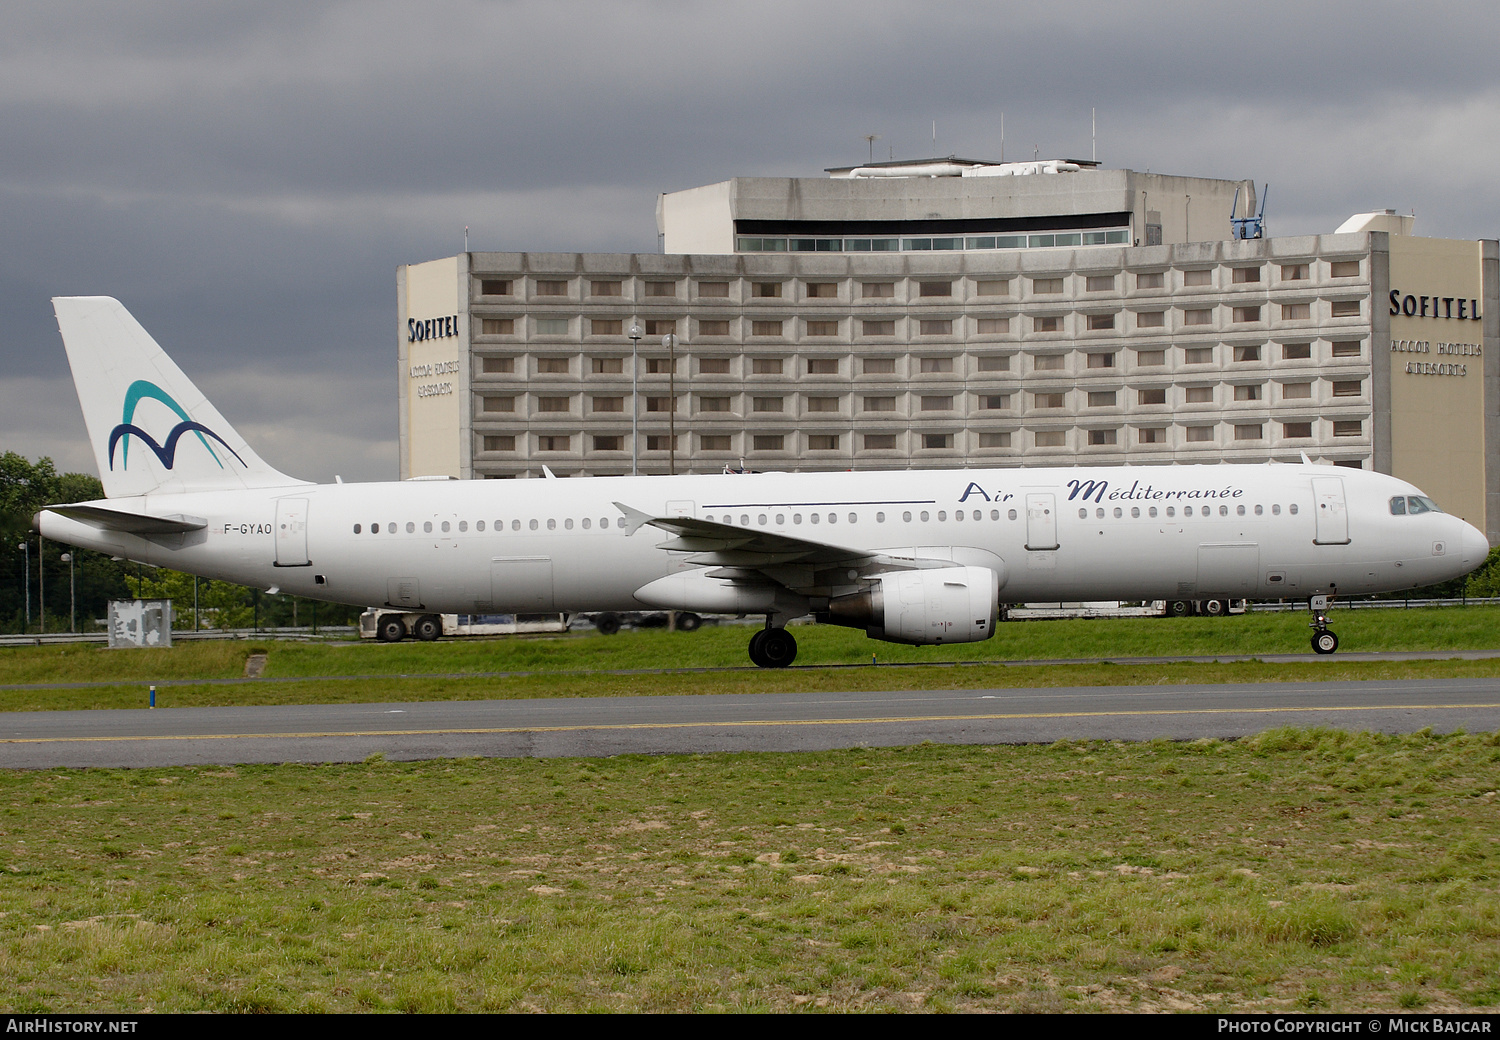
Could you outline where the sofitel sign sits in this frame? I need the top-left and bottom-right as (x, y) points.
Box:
(1389, 290), (1481, 321)
(408, 315), (460, 341)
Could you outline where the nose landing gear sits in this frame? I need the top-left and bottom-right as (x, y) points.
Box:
(1309, 593), (1338, 655)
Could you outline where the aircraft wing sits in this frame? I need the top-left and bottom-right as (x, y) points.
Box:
(613, 501), (954, 596)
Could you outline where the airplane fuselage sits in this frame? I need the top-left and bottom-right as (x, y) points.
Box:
(38, 464), (1485, 617)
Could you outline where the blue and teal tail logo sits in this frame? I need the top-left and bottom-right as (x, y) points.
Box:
(107, 380), (245, 471)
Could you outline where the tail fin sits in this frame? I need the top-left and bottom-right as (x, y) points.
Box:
(53, 297), (304, 498)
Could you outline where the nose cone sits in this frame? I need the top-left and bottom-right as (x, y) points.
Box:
(1460, 521), (1492, 569)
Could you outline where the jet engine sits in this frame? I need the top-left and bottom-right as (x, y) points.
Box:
(814, 566), (1000, 645)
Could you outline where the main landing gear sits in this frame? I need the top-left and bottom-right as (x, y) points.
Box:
(748, 623), (797, 668)
(1308, 593), (1339, 655)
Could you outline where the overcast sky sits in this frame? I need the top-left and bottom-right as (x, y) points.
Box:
(5, 0), (1499, 483)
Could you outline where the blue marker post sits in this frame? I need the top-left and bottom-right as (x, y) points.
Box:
(149, 685), (156, 709)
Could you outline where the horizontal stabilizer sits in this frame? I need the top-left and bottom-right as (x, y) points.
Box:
(43, 503), (207, 535)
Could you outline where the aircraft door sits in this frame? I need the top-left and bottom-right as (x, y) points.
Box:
(274, 497), (310, 567)
(1311, 477), (1351, 545)
(1025, 493), (1058, 550)
(491, 556), (555, 612)
(1197, 543), (1261, 595)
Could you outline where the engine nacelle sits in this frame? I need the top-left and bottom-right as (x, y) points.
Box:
(815, 566), (999, 645)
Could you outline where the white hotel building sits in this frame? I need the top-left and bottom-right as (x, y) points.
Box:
(398, 159), (1499, 542)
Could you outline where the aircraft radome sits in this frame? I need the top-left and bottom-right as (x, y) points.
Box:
(36, 297), (1491, 667)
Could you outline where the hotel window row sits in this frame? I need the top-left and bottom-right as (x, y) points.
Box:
(473, 261), (1366, 303)
(473, 302), (1365, 340)
(478, 419), (1367, 455)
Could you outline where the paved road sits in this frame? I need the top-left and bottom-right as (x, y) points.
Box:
(4, 677), (1499, 769)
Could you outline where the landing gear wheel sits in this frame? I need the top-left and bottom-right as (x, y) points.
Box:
(1166, 600), (1193, 618)
(595, 612), (622, 636)
(676, 612), (702, 632)
(377, 615), (407, 643)
(748, 629), (769, 667)
(759, 628), (797, 668)
(413, 615), (442, 642)
(1202, 599), (1227, 617)
(1312, 630), (1339, 655)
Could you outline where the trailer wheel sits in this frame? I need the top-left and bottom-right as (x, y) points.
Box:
(676, 612), (702, 632)
(595, 612), (622, 636)
(1165, 600), (1193, 618)
(413, 615), (442, 642)
(377, 615), (407, 643)
(1202, 599), (1228, 617)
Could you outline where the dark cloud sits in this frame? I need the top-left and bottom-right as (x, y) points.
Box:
(4, 0), (1499, 482)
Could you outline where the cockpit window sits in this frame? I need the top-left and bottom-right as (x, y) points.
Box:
(1392, 495), (1443, 515)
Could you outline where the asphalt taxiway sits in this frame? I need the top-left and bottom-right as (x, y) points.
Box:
(4, 676), (1499, 769)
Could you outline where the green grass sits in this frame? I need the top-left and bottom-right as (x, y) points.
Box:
(5, 604), (1500, 680)
(5, 657), (1500, 714)
(2, 605), (1498, 712)
(2, 729), (1498, 1012)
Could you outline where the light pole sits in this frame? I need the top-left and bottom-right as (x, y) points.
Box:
(60, 553), (74, 633)
(628, 323), (642, 476)
(17, 542), (28, 632)
(663, 333), (679, 475)
(37, 536), (44, 634)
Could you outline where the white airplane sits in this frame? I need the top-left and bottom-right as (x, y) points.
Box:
(36, 297), (1491, 667)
